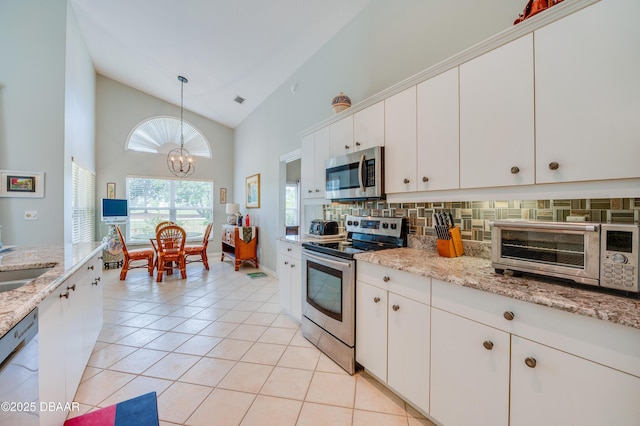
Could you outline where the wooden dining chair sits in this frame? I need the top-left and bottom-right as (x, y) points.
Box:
(115, 225), (154, 280)
(185, 222), (213, 270)
(155, 225), (187, 282)
(151, 221), (175, 270)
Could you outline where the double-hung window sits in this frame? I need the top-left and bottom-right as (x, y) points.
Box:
(126, 176), (213, 243)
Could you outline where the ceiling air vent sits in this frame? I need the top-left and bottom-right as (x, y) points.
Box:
(234, 96), (246, 104)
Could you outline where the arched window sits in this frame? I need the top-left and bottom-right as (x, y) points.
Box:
(126, 116), (211, 158)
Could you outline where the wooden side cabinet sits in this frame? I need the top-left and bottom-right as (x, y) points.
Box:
(221, 225), (258, 271)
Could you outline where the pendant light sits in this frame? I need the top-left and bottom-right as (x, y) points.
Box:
(167, 75), (195, 177)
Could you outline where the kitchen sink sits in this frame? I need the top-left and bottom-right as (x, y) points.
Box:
(0, 267), (52, 292)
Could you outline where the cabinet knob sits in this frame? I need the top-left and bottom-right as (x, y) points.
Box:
(548, 161), (559, 170)
(510, 166), (520, 174)
(315, 189), (320, 192)
(87, 265), (94, 270)
(284, 261), (289, 265)
(60, 291), (70, 299)
(308, 189), (313, 193)
(92, 280), (99, 286)
(403, 178), (410, 184)
(392, 304), (400, 311)
(345, 145), (350, 150)
(524, 357), (537, 368)
(503, 311), (515, 321)
(287, 247), (292, 252)
(373, 296), (381, 303)
(483, 341), (494, 350)
(422, 176), (429, 182)
(355, 141), (361, 147)
(290, 264), (295, 268)
(382, 276), (390, 282)
(67, 284), (76, 292)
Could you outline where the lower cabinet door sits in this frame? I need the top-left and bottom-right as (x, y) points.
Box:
(387, 292), (430, 413)
(430, 308), (510, 426)
(510, 335), (640, 426)
(355, 281), (388, 380)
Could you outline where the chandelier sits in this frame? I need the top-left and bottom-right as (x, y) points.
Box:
(167, 75), (195, 177)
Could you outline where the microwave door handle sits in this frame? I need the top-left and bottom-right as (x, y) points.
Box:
(358, 154), (365, 193)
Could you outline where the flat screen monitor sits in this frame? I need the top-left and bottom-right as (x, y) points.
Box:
(101, 198), (128, 223)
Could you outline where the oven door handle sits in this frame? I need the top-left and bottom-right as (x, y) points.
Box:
(358, 153), (365, 193)
(303, 251), (353, 269)
(489, 221), (599, 232)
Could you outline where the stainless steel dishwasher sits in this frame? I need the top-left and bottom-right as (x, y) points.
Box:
(0, 308), (39, 425)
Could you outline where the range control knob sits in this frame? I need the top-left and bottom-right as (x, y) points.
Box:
(382, 223), (389, 229)
(390, 223), (397, 229)
(611, 253), (628, 264)
(347, 220), (353, 226)
(354, 221), (359, 226)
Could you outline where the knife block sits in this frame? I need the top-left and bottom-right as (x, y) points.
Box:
(436, 226), (464, 258)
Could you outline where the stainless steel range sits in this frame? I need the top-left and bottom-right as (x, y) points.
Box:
(301, 215), (408, 374)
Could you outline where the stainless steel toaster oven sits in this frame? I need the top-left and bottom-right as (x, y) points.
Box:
(490, 220), (639, 293)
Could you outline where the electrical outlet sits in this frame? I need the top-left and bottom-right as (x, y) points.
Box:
(24, 210), (37, 220)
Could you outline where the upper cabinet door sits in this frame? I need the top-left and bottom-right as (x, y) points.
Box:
(417, 68), (460, 191)
(385, 86), (417, 193)
(535, 0), (640, 184)
(353, 101), (385, 151)
(330, 115), (354, 157)
(459, 34), (535, 189)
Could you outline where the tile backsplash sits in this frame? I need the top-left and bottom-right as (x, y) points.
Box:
(322, 198), (640, 243)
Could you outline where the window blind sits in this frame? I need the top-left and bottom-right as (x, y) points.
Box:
(72, 161), (95, 243)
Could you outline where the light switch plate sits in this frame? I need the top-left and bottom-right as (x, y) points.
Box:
(24, 210), (37, 220)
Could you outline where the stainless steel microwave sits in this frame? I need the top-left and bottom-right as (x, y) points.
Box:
(325, 146), (384, 201)
(490, 220), (639, 293)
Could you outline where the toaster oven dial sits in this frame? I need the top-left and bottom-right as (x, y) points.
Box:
(610, 253), (628, 264)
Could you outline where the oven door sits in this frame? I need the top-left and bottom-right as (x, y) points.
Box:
(301, 249), (355, 346)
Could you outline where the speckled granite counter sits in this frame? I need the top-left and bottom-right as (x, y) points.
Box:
(355, 248), (640, 330)
(0, 242), (104, 338)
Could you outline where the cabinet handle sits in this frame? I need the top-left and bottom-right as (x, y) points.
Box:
(284, 261), (289, 265)
(548, 161), (559, 170)
(87, 265), (94, 270)
(510, 166), (520, 174)
(503, 311), (515, 321)
(287, 247), (292, 252)
(308, 189), (313, 193)
(392, 304), (400, 311)
(373, 296), (381, 303)
(95, 277), (101, 282)
(422, 176), (429, 182)
(92, 280), (99, 286)
(60, 291), (70, 299)
(290, 264), (295, 268)
(345, 145), (350, 150)
(483, 341), (494, 350)
(67, 284), (76, 292)
(315, 189), (320, 192)
(524, 357), (537, 368)
(355, 141), (361, 147)
(403, 178), (410, 184)
(382, 276), (390, 282)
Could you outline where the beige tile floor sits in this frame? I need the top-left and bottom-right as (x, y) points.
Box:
(69, 258), (436, 426)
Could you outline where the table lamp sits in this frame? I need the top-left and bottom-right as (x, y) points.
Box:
(226, 203), (240, 225)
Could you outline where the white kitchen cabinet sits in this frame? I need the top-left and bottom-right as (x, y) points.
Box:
(277, 240), (302, 321)
(39, 252), (103, 426)
(535, 0), (640, 184)
(385, 86), (418, 193)
(301, 126), (330, 199)
(430, 307), (510, 426)
(356, 262), (430, 413)
(511, 336), (640, 426)
(355, 280), (387, 380)
(329, 115), (354, 157)
(459, 33), (534, 189)
(353, 101), (384, 152)
(416, 68), (460, 191)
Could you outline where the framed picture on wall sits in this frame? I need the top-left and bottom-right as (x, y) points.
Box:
(246, 174), (260, 208)
(0, 170), (44, 198)
(107, 182), (116, 199)
(220, 187), (227, 204)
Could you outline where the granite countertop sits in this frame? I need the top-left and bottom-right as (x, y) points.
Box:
(355, 248), (640, 330)
(0, 243), (104, 338)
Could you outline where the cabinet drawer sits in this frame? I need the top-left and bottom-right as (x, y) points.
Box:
(277, 240), (301, 259)
(432, 279), (640, 377)
(358, 262), (430, 304)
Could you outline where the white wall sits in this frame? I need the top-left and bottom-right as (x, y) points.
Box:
(94, 76), (234, 246)
(0, 0), (77, 246)
(234, 0), (524, 270)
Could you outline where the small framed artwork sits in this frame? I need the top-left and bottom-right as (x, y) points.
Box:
(0, 170), (44, 198)
(245, 173), (260, 208)
(220, 187), (227, 204)
(107, 182), (116, 199)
